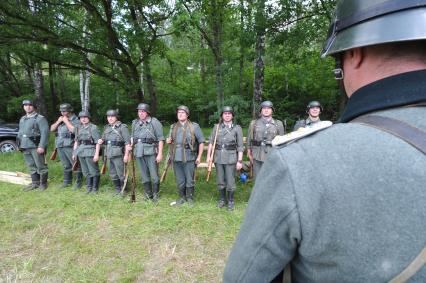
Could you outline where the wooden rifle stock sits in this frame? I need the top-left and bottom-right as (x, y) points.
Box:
(100, 155), (107, 174)
(130, 150), (137, 202)
(160, 152), (171, 183)
(206, 122), (220, 182)
(49, 148), (57, 160)
(72, 158), (79, 171)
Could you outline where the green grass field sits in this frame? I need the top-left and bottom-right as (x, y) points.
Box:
(0, 137), (253, 282)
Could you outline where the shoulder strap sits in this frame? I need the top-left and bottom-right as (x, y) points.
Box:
(352, 115), (426, 155)
(388, 246), (426, 283)
(187, 120), (196, 150)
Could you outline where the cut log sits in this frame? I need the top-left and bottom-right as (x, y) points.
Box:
(0, 171), (31, 185)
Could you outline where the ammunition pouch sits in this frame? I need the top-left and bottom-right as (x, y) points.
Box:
(79, 139), (95, 145)
(215, 143), (237, 150)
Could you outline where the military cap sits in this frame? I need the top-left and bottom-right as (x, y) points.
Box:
(306, 101), (323, 112)
(78, 110), (91, 118)
(260, 101), (274, 112)
(22, 99), (34, 106)
(177, 105), (190, 115)
(106, 109), (119, 117)
(221, 106), (234, 115)
(59, 103), (73, 112)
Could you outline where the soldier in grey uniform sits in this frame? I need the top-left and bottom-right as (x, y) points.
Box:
(72, 111), (101, 193)
(18, 100), (50, 190)
(50, 103), (82, 189)
(224, 1), (426, 282)
(95, 109), (130, 195)
(206, 106), (243, 211)
(247, 101), (285, 179)
(293, 100), (323, 131)
(128, 103), (164, 201)
(167, 105), (205, 206)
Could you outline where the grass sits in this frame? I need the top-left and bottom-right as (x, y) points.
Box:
(0, 135), (253, 282)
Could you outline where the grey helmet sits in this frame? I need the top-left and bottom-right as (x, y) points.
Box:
(22, 99), (34, 106)
(177, 105), (190, 116)
(221, 106), (234, 115)
(260, 100), (274, 112)
(136, 103), (150, 114)
(106, 109), (119, 117)
(59, 103), (73, 112)
(306, 101), (323, 112)
(322, 0), (426, 58)
(78, 110), (91, 118)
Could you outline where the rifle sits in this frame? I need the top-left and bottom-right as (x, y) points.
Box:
(100, 152), (107, 174)
(49, 148), (57, 160)
(206, 122), (220, 182)
(160, 151), (171, 183)
(72, 158), (79, 171)
(129, 150), (137, 203)
(249, 159), (253, 180)
(121, 158), (129, 194)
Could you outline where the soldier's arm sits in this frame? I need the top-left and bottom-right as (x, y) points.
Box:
(223, 150), (300, 282)
(195, 124), (205, 164)
(236, 126), (244, 162)
(62, 116), (75, 132)
(206, 125), (216, 162)
(50, 116), (63, 132)
(38, 117), (50, 149)
(278, 121), (285, 135)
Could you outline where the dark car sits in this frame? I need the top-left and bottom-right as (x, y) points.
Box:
(0, 119), (19, 153)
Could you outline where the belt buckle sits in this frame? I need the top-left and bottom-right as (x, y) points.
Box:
(23, 135), (27, 137)
(138, 139), (142, 142)
(221, 144), (225, 149)
(261, 141), (265, 146)
(107, 141), (111, 144)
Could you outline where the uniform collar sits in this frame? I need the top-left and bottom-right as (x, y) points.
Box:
(26, 112), (37, 118)
(111, 121), (121, 128)
(339, 69), (426, 123)
(140, 117), (151, 124)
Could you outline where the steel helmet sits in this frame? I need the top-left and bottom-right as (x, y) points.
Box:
(321, 0), (426, 57)
(106, 109), (119, 117)
(221, 106), (234, 115)
(177, 105), (190, 116)
(306, 101), (323, 112)
(59, 103), (73, 112)
(136, 103), (150, 114)
(260, 101), (274, 112)
(78, 110), (91, 118)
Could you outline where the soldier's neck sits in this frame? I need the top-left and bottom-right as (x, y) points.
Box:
(309, 116), (320, 122)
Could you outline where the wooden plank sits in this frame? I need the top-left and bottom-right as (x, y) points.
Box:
(0, 171), (31, 185)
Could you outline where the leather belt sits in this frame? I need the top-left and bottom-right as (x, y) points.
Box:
(251, 140), (272, 147)
(55, 133), (75, 139)
(215, 144), (237, 150)
(79, 139), (95, 145)
(135, 138), (156, 144)
(106, 140), (125, 146)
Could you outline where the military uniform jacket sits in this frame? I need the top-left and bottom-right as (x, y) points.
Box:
(169, 121), (205, 162)
(101, 122), (130, 158)
(208, 123), (244, 165)
(293, 117), (321, 131)
(18, 112), (49, 149)
(223, 70), (426, 283)
(247, 117), (285, 162)
(55, 114), (79, 148)
(131, 117), (164, 157)
(74, 123), (100, 157)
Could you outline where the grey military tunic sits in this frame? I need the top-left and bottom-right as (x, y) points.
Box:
(75, 123), (100, 178)
(247, 117), (284, 178)
(55, 114), (80, 174)
(101, 122), (130, 181)
(224, 70), (426, 283)
(131, 117), (164, 185)
(293, 117), (321, 131)
(169, 121), (205, 188)
(208, 123), (244, 191)
(18, 112), (49, 175)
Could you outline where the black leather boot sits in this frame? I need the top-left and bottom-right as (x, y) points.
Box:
(73, 172), (83, 190)
(143, 182), (152, 200)
(86, 177), (93, 193)
(23, 173), (40, 191)
(39, 173), (48, 190)
(91, 176), (100, 193)
(227, 191), (235, 211)
(60, 171), (72, 188)
(152, 182), (160, 202)
(186, 187), (195, 207)
(113, 179), (121, 195)
(217, 189), (226, 208)
(171, 186), (186, 206)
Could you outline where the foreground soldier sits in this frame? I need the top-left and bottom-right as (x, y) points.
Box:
(50, 103), (82, 189)
(167, 105), (205, 206)
(128, 103), (164, 201)
(95, 109), (130, 195)
(247, 101), (285, 179)
(293, 100), (323, 131)
(18, 100), (49, 190)
(206, 106), (243, 211)
(224, 0), (426, 282)
(72, 111), (101, 193)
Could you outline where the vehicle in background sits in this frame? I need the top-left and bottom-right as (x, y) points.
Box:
(0, 119), (19, 153)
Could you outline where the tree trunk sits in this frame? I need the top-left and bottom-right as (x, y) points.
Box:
(56, 65), (66, 101)
(80, 67), (90, 112)
(252, 0), (266, 118)
(238, 0), (245, 97)
(212, 0), (224, 112)
(200, 32), (207, 99)
(143, 57), (157, 115)
(48, 61), (58, 113)
(33, 63), (47, 116)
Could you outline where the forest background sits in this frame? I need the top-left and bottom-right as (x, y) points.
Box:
(0, 0), (341, 128)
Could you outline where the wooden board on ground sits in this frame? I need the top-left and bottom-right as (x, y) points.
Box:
(0, 170), (31, 185)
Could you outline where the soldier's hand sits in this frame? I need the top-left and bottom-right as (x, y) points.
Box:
(72, 155), (76, 161)
(93, 155), (99, 162)
(123, 155), (128, 163)
(97, 139), (104, 145)
(156, 154), (163, 163)
(206, 157), (211, 164)
(125, 144), (132, 152)
(37, 147), (45, 154)
(166, 137), (172, 144)
(195, 157), (201, 165)
(236, 161), (243, 171)
(62, 115), (69, 122)
(57, 116), (64, 123)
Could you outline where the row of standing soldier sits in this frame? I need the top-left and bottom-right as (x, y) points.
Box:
(17, 99), (323, 209)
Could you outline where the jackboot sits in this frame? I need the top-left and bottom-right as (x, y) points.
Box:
(186, 187), (195, 207)
(73, 172), (83, 190)
(152, 183), (160, 203)
(86, 177), (93, 193)
(91, 175), (100, 194)
(227, 191), (235, 211)
(143, 182), (153, 200)
(23, 173), (40, 191)
(60, 171), (72, 188)
(39, 173), (48, 190)
(171, 186), (186, 206)
(113, 179), (121, 195)
(217, 189), (226, 208)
